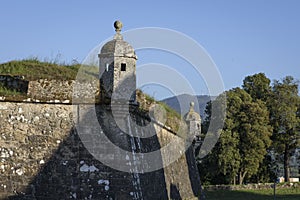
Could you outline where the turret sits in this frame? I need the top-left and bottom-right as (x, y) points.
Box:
(98, 20), (137, 104)
(184, 102), (201, 136)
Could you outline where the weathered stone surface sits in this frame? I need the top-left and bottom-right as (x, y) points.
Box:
(0, 102), (201, 199)
(28, 79), (99, 102)
(0, 76), (100, 103)
(0, 102), (74, 198)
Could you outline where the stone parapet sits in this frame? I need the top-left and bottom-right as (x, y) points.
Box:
(0, 77), (100, 103)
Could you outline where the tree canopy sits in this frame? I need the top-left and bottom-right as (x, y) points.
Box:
(198, 74), (299, 185)
(268, 76), (300, 181)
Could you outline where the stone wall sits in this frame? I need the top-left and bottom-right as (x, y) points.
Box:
(0, 102), (201, 199)
(0, 77), (99, 102)
(0, 102), (74, 198)
(205, 182), (300, 191)
(28, 79), (99, 101)
(157, 128), (201, 198)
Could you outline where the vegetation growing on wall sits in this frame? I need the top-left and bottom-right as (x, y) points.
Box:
(0, 83), (21, 96)
(0, 58), (81, 80)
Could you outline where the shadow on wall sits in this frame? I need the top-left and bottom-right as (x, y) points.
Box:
(170, 183), (181, 200)
(0, 75), (29, 93)
(6, 73), (202, 200)
(8, 105), (169, 200)
(185, 145), (202, 199)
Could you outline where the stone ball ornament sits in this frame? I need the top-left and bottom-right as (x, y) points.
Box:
(114, 20), (123, 32)
(190, 101), (194, 108)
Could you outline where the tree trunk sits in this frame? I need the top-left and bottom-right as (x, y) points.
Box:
(239, 171), (247, 185)
(284, 144), (290, 182)
(233, 175), (236, 185)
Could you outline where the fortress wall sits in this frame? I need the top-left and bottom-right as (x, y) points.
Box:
(0, 101), (200, 199)
(0, 77), (99, 102)
(157, 128), (200, 199)
(0, 102), (74, 197)
(27, 79), (99, 101)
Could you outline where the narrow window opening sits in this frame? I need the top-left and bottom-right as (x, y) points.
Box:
(106, 63), (109, 71)
(121, 63), (126, 71)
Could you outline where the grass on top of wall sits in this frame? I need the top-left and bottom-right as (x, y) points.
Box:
(0, 58), (98, 81)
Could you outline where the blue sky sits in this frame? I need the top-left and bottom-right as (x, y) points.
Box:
(1, 0), (299, 99)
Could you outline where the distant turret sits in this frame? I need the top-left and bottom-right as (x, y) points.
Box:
(184, 101), (202, 154)
(184, 102), (201, 136)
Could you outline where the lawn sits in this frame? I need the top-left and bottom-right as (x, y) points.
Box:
(203, 187), (300, 200)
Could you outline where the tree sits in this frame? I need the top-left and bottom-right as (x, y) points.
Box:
(237, 98), (272, 184)
(215, 89), (242, 185)
(269, 76), (300, 182)
(213, 88), (272, 184)
(242, 73), (275, 182)
(249, 154), (276, 183)
(198, 94), (229, 185)
(242, 73), (271, 101)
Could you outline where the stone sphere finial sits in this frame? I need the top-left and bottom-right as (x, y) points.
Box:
(114, 20), (123, 32)
(190, 101), (194, 108)
(189, 101), (195, 111)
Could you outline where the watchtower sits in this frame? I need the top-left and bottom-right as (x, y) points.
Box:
(98, 20), (137, 104)
(184, 101), (201, 141)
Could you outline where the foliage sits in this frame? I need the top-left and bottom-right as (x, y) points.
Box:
(242, 72), (271, 101)
(248, 153), (277, 183)
(200, 87), (273, 185)
(136, 89), (182, 132)
(0, 83), (23, 96)
(199, 73), (300, 185)
(224, 88), (272, 184)
(268, 76), (300, 182)
(241, 73), (275, 182)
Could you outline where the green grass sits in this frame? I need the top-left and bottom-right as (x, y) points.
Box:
(0, 83), (23, 96)
(203, 188), (300, 200)
(140, 91), (180, 118)
(136, 90), (182, 132)
(0, 83), (28, 101)
(0, 58), (98, 81)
